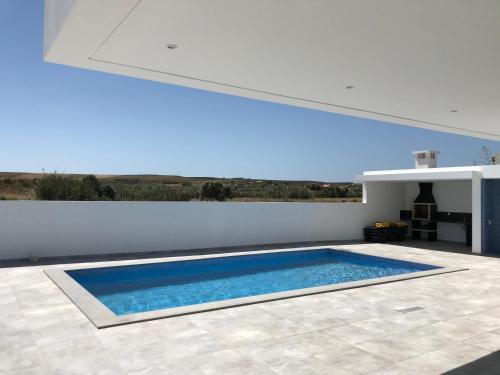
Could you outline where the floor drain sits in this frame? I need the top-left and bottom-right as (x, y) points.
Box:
(396, 306), (424, 313)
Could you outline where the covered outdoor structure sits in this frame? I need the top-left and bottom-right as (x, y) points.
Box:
(357, 165), (500, 255)
(44, 0), (500, 140)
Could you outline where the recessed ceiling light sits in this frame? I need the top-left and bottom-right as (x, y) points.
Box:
(451, 109), (458, 113)
(345, 85), (355, 89)
(166, 44), (178, 50)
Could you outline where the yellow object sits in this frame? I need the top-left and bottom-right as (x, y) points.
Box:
(374, 221), (408, 228)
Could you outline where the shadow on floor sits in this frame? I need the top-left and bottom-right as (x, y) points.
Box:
(443, 350), (500, 375)
(0, 240), (366, 268)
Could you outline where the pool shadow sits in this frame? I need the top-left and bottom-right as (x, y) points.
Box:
(0, 240), (366, 268)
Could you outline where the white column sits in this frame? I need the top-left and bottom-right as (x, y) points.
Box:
(471, 171), (482, 254)
(362, 183), (368, 204)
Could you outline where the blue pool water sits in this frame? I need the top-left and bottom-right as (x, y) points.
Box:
(67, 249), (440, 316)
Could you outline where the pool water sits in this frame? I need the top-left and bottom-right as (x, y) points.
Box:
(67, 249), (440, 316)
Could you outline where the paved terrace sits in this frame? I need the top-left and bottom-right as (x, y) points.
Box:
(2, 242), (500, 374)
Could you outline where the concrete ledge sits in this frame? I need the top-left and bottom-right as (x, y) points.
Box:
(45, 246), (467, 329)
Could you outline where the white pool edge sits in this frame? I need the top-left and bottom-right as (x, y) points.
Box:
(44, 246), (467, 329)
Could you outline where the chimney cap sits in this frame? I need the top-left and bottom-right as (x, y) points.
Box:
(413, 150), (439, 168)
(412, 150), (440, 155)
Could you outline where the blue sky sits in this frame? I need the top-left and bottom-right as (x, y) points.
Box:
(1, 1), (499, 182)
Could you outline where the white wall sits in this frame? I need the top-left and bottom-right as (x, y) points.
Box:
(0, 182), (404, 260)
(0, 201), (364, 260)
(405, 181), (472, 242)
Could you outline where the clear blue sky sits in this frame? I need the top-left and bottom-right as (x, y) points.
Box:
(1, 1), (499, 182)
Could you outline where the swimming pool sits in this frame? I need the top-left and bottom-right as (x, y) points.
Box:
(65, 249), (441, 317)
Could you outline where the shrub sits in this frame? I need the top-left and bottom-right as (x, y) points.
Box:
(307, 183), (321, 191)
(223, 185), (232, 200)
(101, 185), (116, 200)
(287, 186), (311, 200)
(199, 181), (229, 201)
(18, 179), (32, 188)
(34, 174), (81, 200)
(78, 175), (99, 201)
(34, 174), (116, 201)
(116, 184), (195, 201)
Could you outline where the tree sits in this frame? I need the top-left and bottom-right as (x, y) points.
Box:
(34, 174), (81, 200)
(474, 146), (494, 165)
(101, 185), (116, 200)
(82, 175), (100, 192)
(116, 184), (195, 201)
(34, 174), (116, 201)
(223, 185), (233, 200)
(199, 181), (229, 201)
(307, 183), (321, 191)
(79, 175), (100, 200)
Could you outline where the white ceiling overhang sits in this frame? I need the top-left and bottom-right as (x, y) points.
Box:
(355, 171), (475, 183)
(44, 0), (500, 140)
(355, 166), (484, 182)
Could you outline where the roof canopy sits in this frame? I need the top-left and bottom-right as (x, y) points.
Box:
(44, 0), (500, 140)
(356, 165), (500, 182)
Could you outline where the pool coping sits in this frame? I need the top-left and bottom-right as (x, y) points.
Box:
(44, 246), (467, 329)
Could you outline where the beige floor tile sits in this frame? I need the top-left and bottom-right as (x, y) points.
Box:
(464, 332), (500, 351)
(354, 336), (422, 362)
(313, 346), (391, 374)
(2, 242), (500, 374)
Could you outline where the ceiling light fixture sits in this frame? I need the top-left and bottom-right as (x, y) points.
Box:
(166, 44), (178, 50)
(345, 85), (355, 89)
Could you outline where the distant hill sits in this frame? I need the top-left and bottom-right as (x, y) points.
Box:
(0, 171), (351, 185)
(0, 172), (360, 202)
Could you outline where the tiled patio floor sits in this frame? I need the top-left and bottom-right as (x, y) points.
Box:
(2, 242), (500, 374)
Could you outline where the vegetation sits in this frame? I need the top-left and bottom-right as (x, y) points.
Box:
(33, 174), (116, 201)
(117, 184), (196, 201)
(0, 176), (35, 200)
(474, 145), (495, 165)
(0, 172), (362, 202)
(200, 181), (231, 201)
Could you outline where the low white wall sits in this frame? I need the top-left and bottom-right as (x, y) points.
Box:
(0, 201), (363, 260)
(0, 182), (403, 260)
(405, 181), (472, 242)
